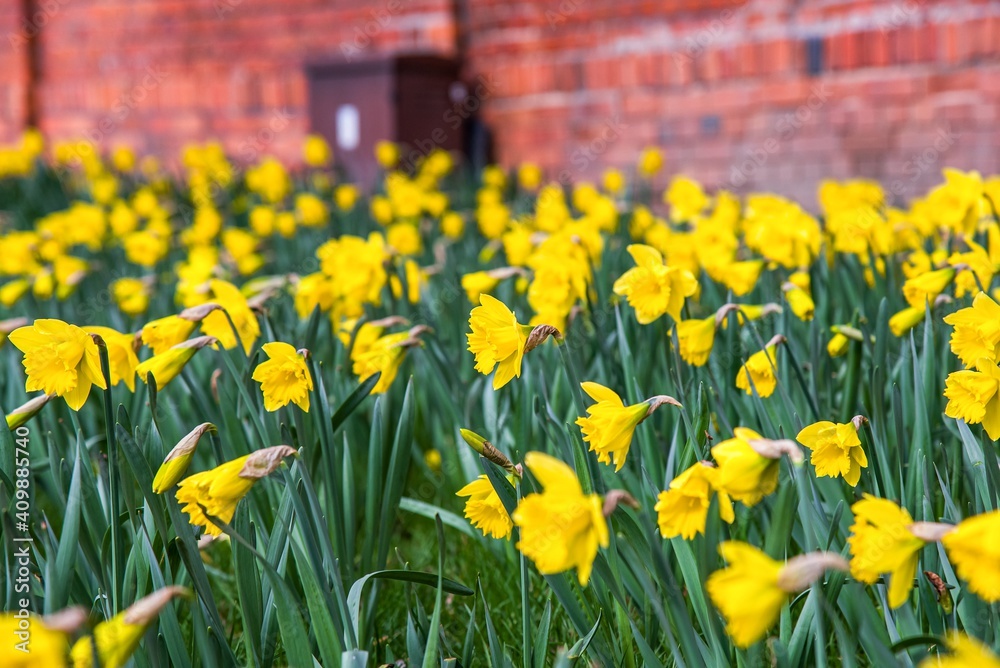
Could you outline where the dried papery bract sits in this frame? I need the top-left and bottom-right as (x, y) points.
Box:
(603, 489), (640, 517)
(524, 324), (561, 353)
(42, 606), (88, 633)
(776, 552), (849, 592)
(906, 521), (955, 542)
(0, 316), (28, 334)
(122, 586), (190, 626)
(179, 302), (222, 322)
(646, 394), (683, 416)
(747, 437), (805, 465)
(239, 444), (298, 479)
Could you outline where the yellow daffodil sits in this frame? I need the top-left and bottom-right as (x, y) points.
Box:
(0, 607), (81, 668)
(140, 303), (219, 355)
(252, 342), (313, 412)
(943, 359), (1000, 439)
(375, 141), (398, 169)
(0, 278), (31, 307)
(575, 382), (680, 472)
(735, 337), (783, 398)
(655, 461), (734, 539)
(303, 133), (331, 167)
(461, 271), (500, 304)
(135, 336), (215, 389)
(0, 316), (27, 347)
(335, 184), (359, 211)
(389, 259), (425, 304)
(783, 282), (815, 321)
(424, 448), (442, 472)
(711, 428), (803, 506)
(9, 319), (107, 411)
(197, 279), (261, 354)
(637, 147), (663, 178)
(664, 175), (708, 222)
(707, 541), (847, 648)
(111, 277), (150, 316)
(152, 423), (216, 493)
(944, 291), (1000, 368)
(467, 294), (533, 389)
(176, 445), (297, 536)
(456, 475), (512, 540)
(903, 267), (956, 307)
(919, 633), (1000, 667)
(84, 326), (140, 392)
(387, 222), (422, 256)
(513, 452), (608, 585)
(796, 417), (868, 486)
(70, 587), (188, 668)
(613, 244), (698, 324)
(848, 495), (950, 608)
(602, 168), (624, 195)
(675, 316), (716, 366)
(441, 211), (465, 238)
(517, 162), (542, 191)
(352, 326), (427, 394)
(941, 510), (1000, 603)
(828, 331), (849, 357)
(713, 259), (764, 296)
(889, 305), (928, 337)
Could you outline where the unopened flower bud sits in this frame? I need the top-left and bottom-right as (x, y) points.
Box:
(6, 393), (56, 429)
(460, 428), (515, 472)
(152, 423), (216, 493)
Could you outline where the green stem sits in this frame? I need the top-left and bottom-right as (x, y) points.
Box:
(95, 337), (120, 615)
(518, 483), (531, 666)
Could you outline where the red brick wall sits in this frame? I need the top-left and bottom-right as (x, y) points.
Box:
(22, 0), (455, 164)
(0, 2), (31, 140)
(4, 0), (1000, 206)
(464, 0), (1000, 206)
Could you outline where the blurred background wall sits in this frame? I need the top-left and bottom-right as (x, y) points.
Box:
(0, 0), (998, 206)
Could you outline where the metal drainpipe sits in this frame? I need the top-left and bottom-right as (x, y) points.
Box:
(21, 0), (39, 129)
(450, 0), (469, 72)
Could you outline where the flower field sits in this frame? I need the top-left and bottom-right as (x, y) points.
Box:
(2, 131), (1000, 666)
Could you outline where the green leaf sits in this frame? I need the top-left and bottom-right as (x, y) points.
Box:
(346, 570), (473, 647)
(398, 497), (474, 537)
(567, 609), (602, 659)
